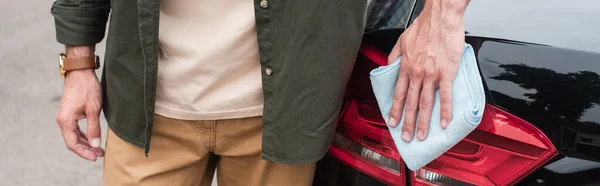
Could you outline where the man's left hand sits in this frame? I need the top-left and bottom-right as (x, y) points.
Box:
(387, 0), (470, 142)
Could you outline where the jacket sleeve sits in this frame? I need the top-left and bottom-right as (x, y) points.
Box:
(51, 0), (111, 45)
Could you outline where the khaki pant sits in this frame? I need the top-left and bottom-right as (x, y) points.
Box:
(103, 114), (316, 186)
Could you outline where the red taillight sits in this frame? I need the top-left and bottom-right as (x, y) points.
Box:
(411, 105), (558, 186)
(328, 44), (558, 186)
(330, 99), (406, 185)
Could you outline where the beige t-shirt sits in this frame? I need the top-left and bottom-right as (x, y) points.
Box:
(155, 0), (264, 120)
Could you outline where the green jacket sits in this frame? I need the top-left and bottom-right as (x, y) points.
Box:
(51, 0), (368, 164)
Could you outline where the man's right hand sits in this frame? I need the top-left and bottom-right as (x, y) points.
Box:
(56, 46), (104, 161)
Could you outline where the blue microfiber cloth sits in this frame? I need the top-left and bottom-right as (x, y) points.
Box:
(369, 44), (485, 171)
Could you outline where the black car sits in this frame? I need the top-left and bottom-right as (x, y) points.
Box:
(313, 0), (600, 185)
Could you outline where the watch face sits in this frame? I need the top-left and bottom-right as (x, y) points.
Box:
(59, 53), (66, 78)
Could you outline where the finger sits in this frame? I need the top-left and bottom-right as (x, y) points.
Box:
(75, 139), (104, 158)
(75, 115), (86, 120)
(76, 130), (104, 157)
(416, 78), (437, 141)
(388, 70), (409, 128)
(77, 118), (104, 157)
(89, 147), (105, 157)
(59, 119), (98, 161)
(401, 75), (423, 142)
(85, 108), (102, 148)
(439, 79), (453, 129)
(77, 125), (88, 140)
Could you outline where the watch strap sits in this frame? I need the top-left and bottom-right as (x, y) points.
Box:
(62, 55), (100, 72)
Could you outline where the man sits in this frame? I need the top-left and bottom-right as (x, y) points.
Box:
(52, 0), (470, 185)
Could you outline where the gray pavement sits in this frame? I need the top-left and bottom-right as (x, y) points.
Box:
(0, 0), (108, 185)
(0, 1), (216, 185)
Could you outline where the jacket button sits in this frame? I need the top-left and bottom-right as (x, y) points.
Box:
(265, 68), (273, 76)
(259, 0), (268, 8)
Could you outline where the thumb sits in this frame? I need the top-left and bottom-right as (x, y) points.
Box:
(388, 42), (402, 65)
(86, 108), (102, 148)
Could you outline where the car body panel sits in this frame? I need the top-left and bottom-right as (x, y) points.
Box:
(467, 36), (600, 163)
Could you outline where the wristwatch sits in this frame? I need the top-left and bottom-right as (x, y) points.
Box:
(58, 53), (100, 78)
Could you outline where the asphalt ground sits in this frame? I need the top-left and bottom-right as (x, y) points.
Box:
(0, 0), (108, 185)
